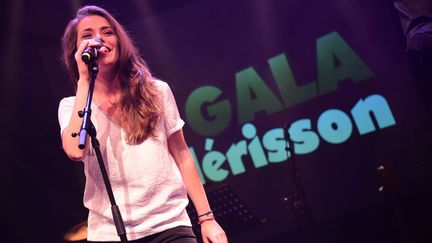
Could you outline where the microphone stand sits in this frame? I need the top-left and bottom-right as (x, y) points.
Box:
(74, 60), (128, 242)
(283, 123), (319, 243)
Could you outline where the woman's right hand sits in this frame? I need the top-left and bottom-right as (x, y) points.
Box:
(74, 39), (102, 83)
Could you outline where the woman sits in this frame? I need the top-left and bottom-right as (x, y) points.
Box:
(58, 5), (227, 243)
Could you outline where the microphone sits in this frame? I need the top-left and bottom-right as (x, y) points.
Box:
(81, 38), (103, 64)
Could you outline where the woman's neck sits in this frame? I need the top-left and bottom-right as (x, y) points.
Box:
(92, 69), (122, 108)
(94, 70), (120, 95)
(92, 73), (124, 127)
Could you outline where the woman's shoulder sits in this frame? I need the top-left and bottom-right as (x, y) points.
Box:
(60, 96), (76, 102)
(59, 96), (76, 107)
(151, 79), (169, 89)
(150, 79), (174, 96)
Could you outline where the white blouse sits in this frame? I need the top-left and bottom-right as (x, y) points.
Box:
(58, 80), (191, 241)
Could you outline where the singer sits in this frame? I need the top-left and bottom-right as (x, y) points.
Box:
(58, 5), (227, 243)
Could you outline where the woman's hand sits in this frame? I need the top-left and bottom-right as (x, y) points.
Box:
(200, 220), (228, 243)
(74, 39), (102, 82)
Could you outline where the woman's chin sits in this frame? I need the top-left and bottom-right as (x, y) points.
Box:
(98, 59), (115, 68)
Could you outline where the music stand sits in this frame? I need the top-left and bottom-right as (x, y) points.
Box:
(186, 184), (262, 241)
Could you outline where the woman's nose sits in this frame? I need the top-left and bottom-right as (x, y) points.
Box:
(95, 34), (104, 43)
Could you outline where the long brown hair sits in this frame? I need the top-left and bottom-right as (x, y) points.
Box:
(61, 5), (161, 144)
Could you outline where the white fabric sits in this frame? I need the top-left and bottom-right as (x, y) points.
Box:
(58, 80), (191, 241)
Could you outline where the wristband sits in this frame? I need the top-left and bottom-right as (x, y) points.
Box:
(198, 217), (215, 225)
(197, 210), (213, 218)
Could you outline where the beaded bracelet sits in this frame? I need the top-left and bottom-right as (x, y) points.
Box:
(198, 217), (215, 225)
(198, 214), (214, 222)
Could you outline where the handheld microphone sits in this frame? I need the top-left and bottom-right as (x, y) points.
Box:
(81, 38), (103, 64)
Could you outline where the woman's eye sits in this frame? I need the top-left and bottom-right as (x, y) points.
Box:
(103, 31), (113, 35)
(81, 34), (92, 39)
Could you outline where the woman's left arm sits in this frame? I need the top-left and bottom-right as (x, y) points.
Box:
(168, 129), (228, 243)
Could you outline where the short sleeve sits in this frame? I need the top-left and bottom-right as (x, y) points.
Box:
(160, 81), (185, 137)
(58, 97), (75, 136)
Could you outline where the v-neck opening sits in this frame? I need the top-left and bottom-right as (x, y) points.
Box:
(92, 102), (124, 132)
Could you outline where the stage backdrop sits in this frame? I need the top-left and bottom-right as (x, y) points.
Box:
(37, 0), (430, 242)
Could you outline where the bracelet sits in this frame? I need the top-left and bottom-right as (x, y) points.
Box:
(198, 217), (215, 225)
(198, 214), (214, 222)
(197, 210), (213, 218)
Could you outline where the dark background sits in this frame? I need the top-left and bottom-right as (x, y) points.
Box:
(1, 0), (431, 243)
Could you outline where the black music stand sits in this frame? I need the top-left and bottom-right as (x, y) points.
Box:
(186, 184), (261, 241)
